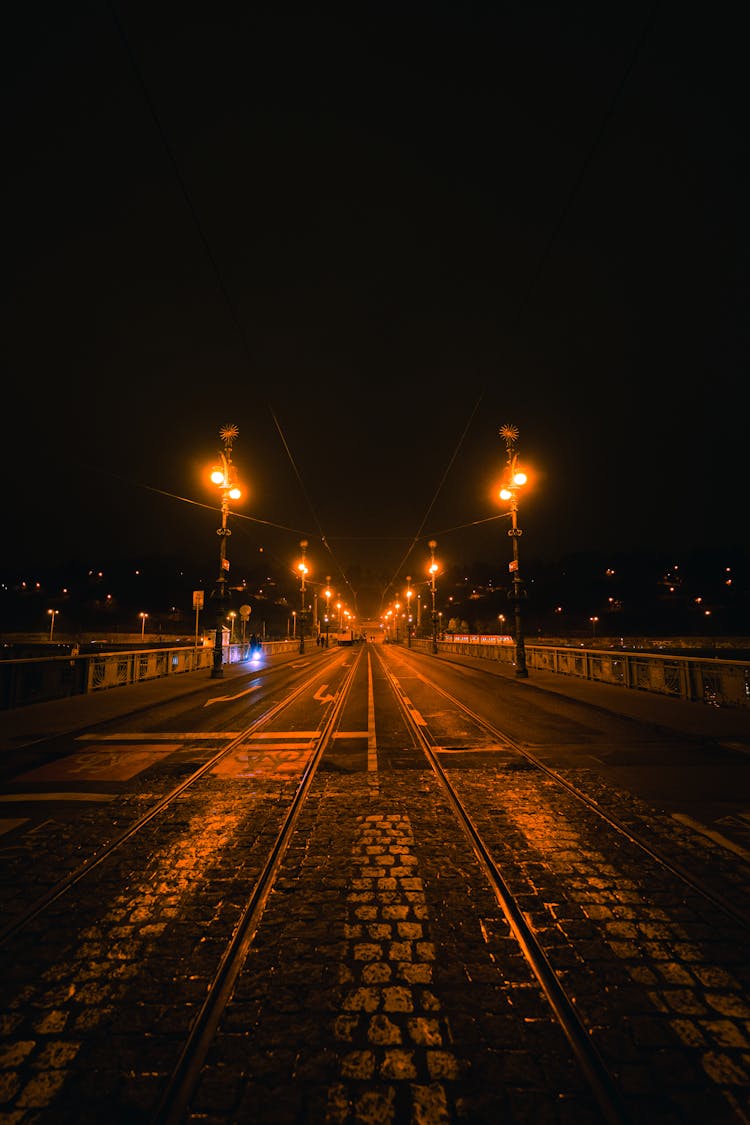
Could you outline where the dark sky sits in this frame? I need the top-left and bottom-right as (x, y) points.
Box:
(3, 2), (747, 599)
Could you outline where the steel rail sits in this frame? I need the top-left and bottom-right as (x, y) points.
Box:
(0, 651), (349, 947)
(375, 645), (631, 1125)
(153, 645), (364, 1124)
(397, 647), (750, 930)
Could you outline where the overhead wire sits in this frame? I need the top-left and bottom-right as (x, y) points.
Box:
(267, 405), (358, 609)
(110, 2), (660, 622)
(378, 0), (662, 614)
(109, 3), (357, 608)
(378, 389), (485, 610)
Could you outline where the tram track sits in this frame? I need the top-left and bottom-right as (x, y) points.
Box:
(1, 642), (748, 1123)
(384, 646), (750, 932)
(152, 647), (362, 1123)
(0, 649), (351, 947)
(374, 643), (750, 1124)
(375, 646), (630, 1125)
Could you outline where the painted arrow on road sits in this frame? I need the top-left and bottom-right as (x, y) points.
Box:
(204, 684), (261, 706)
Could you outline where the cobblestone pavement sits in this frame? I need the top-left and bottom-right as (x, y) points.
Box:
(445, 765), (750, 1124)
(1, 650), (749, 1123)
(0, 775), (301, 1123)
(189, 772), (603, 1125)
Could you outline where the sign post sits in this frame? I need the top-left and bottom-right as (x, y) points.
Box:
(239, 603), (252, 650)
(192, 590), (205, 659)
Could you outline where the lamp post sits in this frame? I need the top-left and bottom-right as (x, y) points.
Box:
(394, 602), (401, 643)
(139, 612), (148, 638)
(297, 539), (309, 654)
(324, 579), (332, 648)
(499, 423), (528, 677)
(405, 577), (413, 648)
(428, 539), (439, 653)
(47, 609), (59, 641)
(209, 424), (242, 678)
(590, 616), (599, 640)
(228, 611), (237, 643)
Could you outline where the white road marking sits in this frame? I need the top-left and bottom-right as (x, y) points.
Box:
(0, 818), (27, 837)
(401, 695), (427, 726)
(204, 684), (262, 706)
(0, 793), (115, 803)
(672, 813), (750, 863)
(77, 732), (240, 741)
(314, 684), (335, 703)
(237, 742), (315, 751)
(248, 731), (318, 739)
(367, 654), (378, 782)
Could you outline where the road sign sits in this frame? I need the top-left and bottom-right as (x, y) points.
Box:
(239, 604), (252, 619)
(508, 560), (518, 572)
(193, 590), (205, 609)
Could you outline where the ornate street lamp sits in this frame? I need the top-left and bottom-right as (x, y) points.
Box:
(297, 539), (309, 654)
(405, 577), (413, 648)
(428, 540), (439, 653)
(209, 424), (242, 678)
(499, 423), (528, 677)
(324, 579), (332, 648)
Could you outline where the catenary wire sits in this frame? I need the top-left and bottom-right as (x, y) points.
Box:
(109, 2), (661, 622)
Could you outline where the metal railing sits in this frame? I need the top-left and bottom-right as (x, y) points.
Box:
(413, 638), (750, 710)
(0, 641), (296, 711)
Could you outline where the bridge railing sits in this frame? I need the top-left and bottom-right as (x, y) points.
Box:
(0, 640), (296, 711)
(412, 638), (750, 710)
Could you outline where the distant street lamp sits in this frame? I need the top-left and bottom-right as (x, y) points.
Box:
(428, 540), (439, 653)
(590, 615), (599, 640)
(405, 577), (413, 648)
(297, 539), (309, 654)
(324, 579), (332, 648)
(47, 608), (59, 641)
(209, 424), (242, 678)
(499, 424), (529, 677)
(394, 602), (401, 643)
(139, 611), (148, 638)
(228, 610), (237, 643)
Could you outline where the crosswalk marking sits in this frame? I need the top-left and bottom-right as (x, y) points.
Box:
(77, 732), (239, 741)
(0, 793), (115, 803)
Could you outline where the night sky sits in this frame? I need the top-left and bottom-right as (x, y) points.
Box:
(3, 3), (747, 604)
